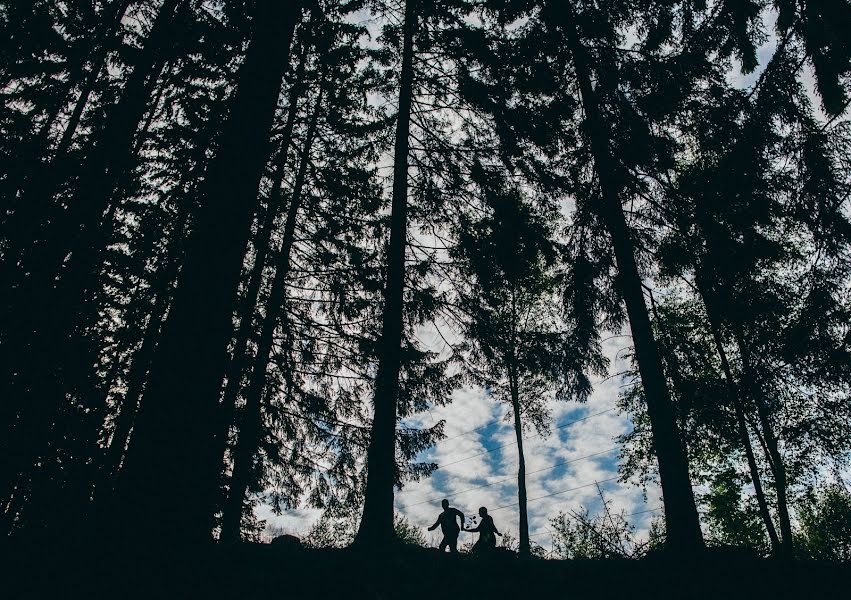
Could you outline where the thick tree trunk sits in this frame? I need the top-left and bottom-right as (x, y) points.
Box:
(559, 3), (703, 552)
(217, 48), (309, 458)
(694, 276), (781, 552)
(116, 0), (302, 544)
(219, 94), (321, 542)
(354, 0), (417, 548)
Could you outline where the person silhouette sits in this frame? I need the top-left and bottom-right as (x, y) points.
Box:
(465, 507), (501, 554)
(428, 499), (465, 553)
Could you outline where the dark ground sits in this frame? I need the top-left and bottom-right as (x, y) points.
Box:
(1, 539), (849, 599)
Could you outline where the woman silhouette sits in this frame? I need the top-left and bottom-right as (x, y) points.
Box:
(465, 507), (501, 553)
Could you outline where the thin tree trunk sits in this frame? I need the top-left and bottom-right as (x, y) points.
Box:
(116, 0), (302, 544)
(693, 275), (781, 552)
(732, 329), (794, 557)
(648, 290), (693, 431)
(217, 47), (309, 457)
(4, 0), (179, 288)
(559, 3), (703, 552)
(219, 93), (321, 542)
(132, 61), (170, 155)
(0, 0), (133, 219)
(101, 200), (193, 486)
(37, 0), (134, 153)
(691, 201), (792, 556)
(509, 372), (530, 557)
(354, 0), (417, 548)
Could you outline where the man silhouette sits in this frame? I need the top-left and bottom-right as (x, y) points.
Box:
(428, 499), (465, 553)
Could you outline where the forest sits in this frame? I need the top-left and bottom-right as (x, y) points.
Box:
(2, 0), (851, 594)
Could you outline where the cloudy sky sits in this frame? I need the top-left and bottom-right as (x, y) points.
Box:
(391, 335), (658, 552)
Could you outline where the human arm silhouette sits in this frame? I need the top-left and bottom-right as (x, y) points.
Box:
(427, 516), (440, 531)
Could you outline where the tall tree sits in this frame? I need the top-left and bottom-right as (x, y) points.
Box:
(220, 86), (324, 542)
(117, 0), (304, 543)
(355, 0), (418, 547)
(452, 166), (595, 557)
(545, 0), (703, 551)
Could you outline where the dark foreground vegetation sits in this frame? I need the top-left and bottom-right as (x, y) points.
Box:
(2, 540), (850, 600)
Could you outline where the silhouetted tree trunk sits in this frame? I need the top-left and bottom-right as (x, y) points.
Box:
(558, 2), (703, 552)
(732, 329), (794, 557)
(2, 0), (134, 222)
(691, 273), (781, 553)
(689, 190), (791, 555)
(101, 198), (193, 487)
(217, 47), (309, 458)
(117, 0), (303, 543)
(508, 365), (530, 557)
(4, 0), (179, 288)
(133, 62), (171, 154)
(354, 0), (416, 548)
(220, 91), (321, 542)
(36, 0), (134, 154)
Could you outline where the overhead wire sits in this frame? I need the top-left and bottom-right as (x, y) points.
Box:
(434, 408), (617, 469)
(397, 446), (619, 510)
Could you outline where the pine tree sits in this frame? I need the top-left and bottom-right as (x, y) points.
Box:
(452, 164), (595, 557)
(117, 0), (304, 543)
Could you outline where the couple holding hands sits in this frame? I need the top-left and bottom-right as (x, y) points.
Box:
(428, 499), (502, 554)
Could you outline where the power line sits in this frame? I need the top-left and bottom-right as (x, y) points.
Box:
(438, 406), (615, 446)
(434, 408), (616, 469)
(489, 476), (621, 513)
(397, 446), (619, 510)
(525, 506), (663, 539)
(625, 506), (663, 517)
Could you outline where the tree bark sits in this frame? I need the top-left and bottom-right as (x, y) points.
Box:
(116, 0), (303, 544)
(219, 92), (321, 542)
(354, 0), (417, 548)
(558, 1), (703, 552)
